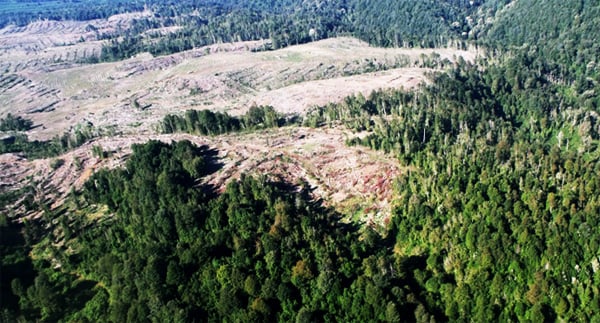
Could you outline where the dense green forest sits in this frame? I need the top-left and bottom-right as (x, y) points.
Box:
(484, 0), (600, 85)
(303, 56), (600, 320)
(2, 0), (600, 321)
(1, 140), (435, 321)
(160, 105), (297, 135)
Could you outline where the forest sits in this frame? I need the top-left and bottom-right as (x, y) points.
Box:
(1, 140), (431, 322)
(0, 118), (103, 159)
(160, 105), (297, 136)
(2, 0), (600, 322)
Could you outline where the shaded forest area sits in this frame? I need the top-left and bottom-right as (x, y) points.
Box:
(1, 140), (435, 322)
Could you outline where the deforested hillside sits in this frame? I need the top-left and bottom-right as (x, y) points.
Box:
(0, 0), (499, 61)
(1, 0), (600, 322)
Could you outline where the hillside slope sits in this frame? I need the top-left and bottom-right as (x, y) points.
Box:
(0, 34), (475, 140)
(2, 0), (600, 322)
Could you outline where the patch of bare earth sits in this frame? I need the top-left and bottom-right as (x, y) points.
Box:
(0, 17), (476, 225)
(0, 16), (478, 141)
(1, 127), (406, 226)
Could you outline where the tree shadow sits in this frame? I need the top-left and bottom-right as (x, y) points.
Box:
(63, 279), (99, 313)
(267, 178), (361, 234)
(0, 222), (36, 313)
(196, 144), (223, 177)
(194, 145), (224, 199)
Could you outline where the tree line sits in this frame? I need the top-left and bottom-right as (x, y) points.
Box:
(161, 105), (297, 135)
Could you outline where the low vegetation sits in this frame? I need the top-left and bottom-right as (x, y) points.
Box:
(0, 114), (33, 132)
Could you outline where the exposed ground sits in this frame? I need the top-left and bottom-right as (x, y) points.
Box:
(0, 13), (477, 140)
(1, 127), (407, 226)
(0, 13), (477, 224)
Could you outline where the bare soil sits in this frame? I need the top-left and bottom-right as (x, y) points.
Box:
(1, 127), (407, 226)
(0, 15), (477, 140)
(0, 14), (477, 225)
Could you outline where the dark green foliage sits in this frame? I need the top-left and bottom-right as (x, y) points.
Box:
(0, 220), (35, 320)
(0, 124), (100, 159)
(75, 140), (423, 321)
(161, 106), (293, 135)
(0, 134), (68, 159)
(0, 113), (33, 132)
(4, 140), (439, 321)
(50, 158), (65, 170)
(482, 0), (600, 85)
(307, 54), (600, 321)
(350, 0), (480, 48)
(162, 109), (240, 135)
